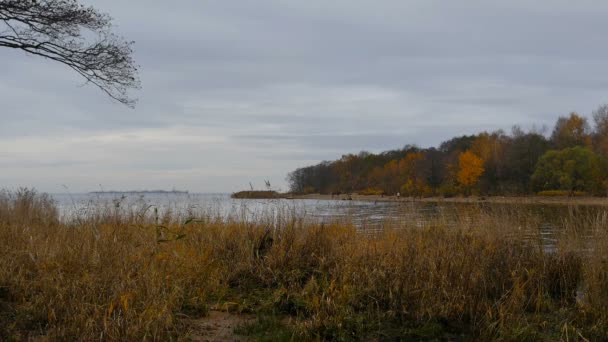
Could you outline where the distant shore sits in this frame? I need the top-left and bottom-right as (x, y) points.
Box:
(281, 193), (608, 206)
(89, 190), (188, 194)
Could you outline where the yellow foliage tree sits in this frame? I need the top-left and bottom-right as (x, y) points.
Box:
(457, 151), (485, 193)
(398, 152), (426, 196)
(471, 132), (493, 162)
(551, 112), (592, 149)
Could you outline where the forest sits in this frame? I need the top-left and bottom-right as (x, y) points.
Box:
(288, 106), (608, 197)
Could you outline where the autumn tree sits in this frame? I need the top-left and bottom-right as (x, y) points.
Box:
(419, 148), (444, 189)
(592, 104), (608, 157)
(0, 0), (140, 106)
(397, 152), (431, 196)
(550, 112), (592, 149)
(457, 150), (485, 195)
(368, 159), (404, 195)
(439, 135), (476, 154)
(503, 129), (550, 193)
(286, 110), (608, 197)
(470, 132), (493, 162)
(470, 130), (510, 193)
(531, 147), (606, 195)
(334, 154), (366, 193)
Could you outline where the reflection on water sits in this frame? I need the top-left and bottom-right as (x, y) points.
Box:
(52, 193), (450, 236)
(52, 192), (607, 252)
(52, 192), (440, 225)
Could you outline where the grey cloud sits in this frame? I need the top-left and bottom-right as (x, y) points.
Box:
(2, 0), (608, 192)
(0, 160), (89, 168)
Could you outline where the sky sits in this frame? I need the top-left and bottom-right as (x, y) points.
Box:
(2, 1), (608, 193)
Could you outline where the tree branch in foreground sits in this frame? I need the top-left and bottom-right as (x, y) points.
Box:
(0, 0), (140, 107)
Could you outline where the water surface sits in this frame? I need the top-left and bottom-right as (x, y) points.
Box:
(51, 192), (607, 252)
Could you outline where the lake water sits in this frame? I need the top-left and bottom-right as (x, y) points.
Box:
(51, 192), (607, 252)
(51, 192), (439, 226)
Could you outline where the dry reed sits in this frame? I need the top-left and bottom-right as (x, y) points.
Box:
(0, 189), (607, 340)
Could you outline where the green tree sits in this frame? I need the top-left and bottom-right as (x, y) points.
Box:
(531, 147), (606, 195)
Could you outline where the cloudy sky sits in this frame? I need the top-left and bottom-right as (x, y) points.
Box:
(2, 1), (608, 193)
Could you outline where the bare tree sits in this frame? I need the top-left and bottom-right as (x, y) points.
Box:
(0, 0), (140, 106)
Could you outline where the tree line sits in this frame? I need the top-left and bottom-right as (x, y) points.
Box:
(287, 106), (608, 197)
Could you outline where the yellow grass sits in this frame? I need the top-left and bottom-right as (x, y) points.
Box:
(1, 189), (608, 340)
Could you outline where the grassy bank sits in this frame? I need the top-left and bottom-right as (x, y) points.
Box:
(1, 189), (608, 340)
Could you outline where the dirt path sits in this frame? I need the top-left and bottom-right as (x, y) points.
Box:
(186, 310), (254, 342)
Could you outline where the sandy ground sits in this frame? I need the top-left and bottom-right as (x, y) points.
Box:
(285, 193), (608, 206)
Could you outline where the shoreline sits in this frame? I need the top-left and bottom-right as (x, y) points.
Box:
(282, 193), (608, 206)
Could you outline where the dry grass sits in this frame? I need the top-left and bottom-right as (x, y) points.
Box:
(0, 189), (607, 340)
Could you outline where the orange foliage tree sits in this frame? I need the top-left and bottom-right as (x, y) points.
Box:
(457, 151), (485, 194)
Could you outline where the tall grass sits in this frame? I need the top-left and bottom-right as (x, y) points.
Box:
(0, 189), (607, 340)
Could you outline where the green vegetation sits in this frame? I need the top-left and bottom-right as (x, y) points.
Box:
(288, 110), (608, 197)
(532, 147), (606, 195)
(2, 189), (608, 340)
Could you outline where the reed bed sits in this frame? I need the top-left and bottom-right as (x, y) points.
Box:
(0, 189), (607, 340)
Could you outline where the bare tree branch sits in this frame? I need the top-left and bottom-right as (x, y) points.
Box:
(0, 0), (140, 107)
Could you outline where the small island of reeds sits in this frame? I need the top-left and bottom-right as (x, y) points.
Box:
(231, 190), (280, 199)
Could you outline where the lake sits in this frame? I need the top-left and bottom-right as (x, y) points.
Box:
(51, 192), (439, 225)
(51, 192), (607, 252)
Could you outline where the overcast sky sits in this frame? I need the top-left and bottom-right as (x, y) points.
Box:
(2, 1), (608, 193)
